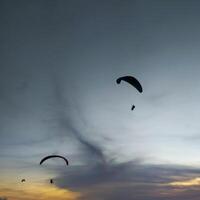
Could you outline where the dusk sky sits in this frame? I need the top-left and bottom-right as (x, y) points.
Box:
(2, 0), (200, 199)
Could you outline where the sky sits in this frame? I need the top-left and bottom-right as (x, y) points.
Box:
(1, 0), (200, 199)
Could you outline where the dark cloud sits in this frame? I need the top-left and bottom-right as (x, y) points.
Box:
(81, 186), (200, 200)
(54, 163), (200, 200)
(0, 197), (7, 200)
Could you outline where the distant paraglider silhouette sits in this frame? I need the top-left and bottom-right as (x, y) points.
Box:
(40, 155), (69, 166)
(131, 105), (135, 110)
(21, 179), (26, 182)
(116, 75), (143, 110)
(39, 155), (68, 185)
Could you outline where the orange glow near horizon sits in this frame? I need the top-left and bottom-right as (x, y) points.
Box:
(0, 180), (80, 200)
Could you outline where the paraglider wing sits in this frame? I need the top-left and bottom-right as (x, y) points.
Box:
(40, 155), (69, 166)
(116, 76), (143, 93)
(21, 179), (26, 182)
(50, 179), (53, 184)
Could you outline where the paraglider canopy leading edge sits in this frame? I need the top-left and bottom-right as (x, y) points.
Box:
(40, 155), (69, 166)
(116, 76), (143, 93)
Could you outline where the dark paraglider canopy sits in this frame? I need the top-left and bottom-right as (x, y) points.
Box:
(21, 179), (26, 182)
(50, 179), (53, 184)
(39, 155), (69, 166)
(116, 76), (143, 93)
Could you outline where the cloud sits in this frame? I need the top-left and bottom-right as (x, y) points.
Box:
(0, 197), (7, 200)
(53, 162), (200, 200)
(49, 74), (107, 165)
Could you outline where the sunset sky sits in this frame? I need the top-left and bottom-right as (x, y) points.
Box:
(2, 0), (200, 199)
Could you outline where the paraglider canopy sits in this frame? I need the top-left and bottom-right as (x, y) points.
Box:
(40, 155), (69, 166)
(21, 179), (26, 182)
(116, 76), (143, 93)
(50, 179), (53, 184)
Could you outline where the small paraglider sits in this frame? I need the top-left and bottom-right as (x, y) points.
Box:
(40, 155), (68, 185)
(131, 105), (135, 110)
(21, 179), (26, 182)
(40, 155), (69, 166)
(116, 75), (143, 110)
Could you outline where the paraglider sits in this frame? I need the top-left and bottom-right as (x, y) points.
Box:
(131, 105), (135, 110)
(40, 155), (68, 185)
(21, 179), (26, 182)
(116, 75), (143, 110)
(40, 155), (69, 166)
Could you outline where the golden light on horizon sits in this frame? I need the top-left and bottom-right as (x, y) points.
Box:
(0, 181), (80, 200)
(169, 177), (200, 187)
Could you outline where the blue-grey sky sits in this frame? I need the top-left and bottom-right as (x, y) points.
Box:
(1, 0), (200, 199)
